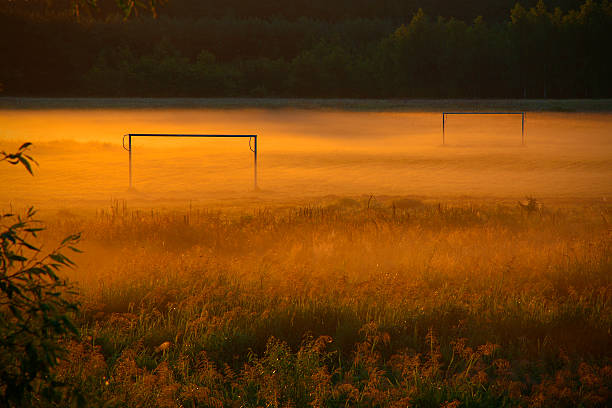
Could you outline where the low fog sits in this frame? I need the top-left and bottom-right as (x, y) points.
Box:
(1, 108), (611, 207)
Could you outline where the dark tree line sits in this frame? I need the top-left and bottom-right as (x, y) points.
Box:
(0, 0), (589, 22)
(1, 0), (611, 97)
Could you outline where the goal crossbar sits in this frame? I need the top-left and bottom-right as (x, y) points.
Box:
(122, 133), (258, 191)
(442, 112), (525, 146)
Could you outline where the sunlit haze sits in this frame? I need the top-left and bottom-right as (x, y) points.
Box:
(2, 108), (611, 207)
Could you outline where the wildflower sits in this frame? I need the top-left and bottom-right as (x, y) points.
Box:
(155, 341), (172, 354)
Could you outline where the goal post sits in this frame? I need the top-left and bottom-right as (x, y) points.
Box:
(442, 112), (525, 146)
(122, 133), (258, 191)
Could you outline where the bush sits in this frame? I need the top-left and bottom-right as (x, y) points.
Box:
(0, 143), (81, 407)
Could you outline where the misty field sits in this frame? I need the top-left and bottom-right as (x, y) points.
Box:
(1, 106), (612, 205)
(1, 102), (612, 406)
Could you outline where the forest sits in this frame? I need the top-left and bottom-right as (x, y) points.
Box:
(1, 0), (611, 98)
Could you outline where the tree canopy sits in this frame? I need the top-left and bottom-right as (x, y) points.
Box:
(1, 0), (611, 97)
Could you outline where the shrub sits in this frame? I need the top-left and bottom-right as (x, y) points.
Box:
(0, 143), (81, 406)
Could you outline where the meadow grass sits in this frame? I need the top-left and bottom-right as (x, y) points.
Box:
(45, 197), (611, 407)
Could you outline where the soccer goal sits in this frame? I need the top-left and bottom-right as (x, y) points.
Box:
(442, 112), (525, 146)
(122, 133), (258, 190)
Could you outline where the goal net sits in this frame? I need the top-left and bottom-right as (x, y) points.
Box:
(442, 112), (525, 146)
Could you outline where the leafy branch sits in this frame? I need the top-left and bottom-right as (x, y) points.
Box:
(1, 143), (82, 407)
(0, 143), (38, 175)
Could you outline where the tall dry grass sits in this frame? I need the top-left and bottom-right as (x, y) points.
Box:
(44, 197), (611, 407)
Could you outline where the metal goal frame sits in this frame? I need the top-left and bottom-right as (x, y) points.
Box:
(442, 112), (525, 146)
(122, 133), (258, 190)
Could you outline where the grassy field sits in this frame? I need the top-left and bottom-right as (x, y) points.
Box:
(2, 102), (611, 406)
(41, 196), (611, 407)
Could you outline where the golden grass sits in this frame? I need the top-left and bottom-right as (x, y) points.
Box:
(46, 197), (611, 407)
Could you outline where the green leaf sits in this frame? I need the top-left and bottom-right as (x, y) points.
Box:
(61, 234), (80, 245)
(17, 238), (39, 251)
(25, 228), (44, 233)
(7, 254), (28, 262)
(49, 254), (66, 264)
(24, 154), (38, 165)
(18, 156), (33, 175)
